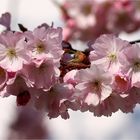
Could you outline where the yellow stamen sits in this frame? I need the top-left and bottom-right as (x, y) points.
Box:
(7, 48), (17, 60)
(108, 53), (117, 61)
(92, 80), (101, 92)
(36, 43), (45, 54)
(133, 61), (140, 71)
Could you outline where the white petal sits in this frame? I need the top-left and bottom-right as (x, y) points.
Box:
(101, 84), (112, 101)
(132, 72), (140, 88)
(0, 57), (23, 71)
(75, 82), (89, 90)
(85, 93), (99, 106)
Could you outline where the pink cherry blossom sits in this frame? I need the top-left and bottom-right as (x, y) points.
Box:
(119, 44), (140, 88)
(60, 0), (140, 42)
(107, 0), (140, 33)
(35, 83), (74, 119)
(60, 0), (98, 41)
(74, 64), (112, 106)
(0, 31), (30, 72)
(22, 57), (60, 90)
(0, 10), (140, 119)
(25, 26), (64, 64)
(89, 34), (130, 73)
(64, 0), (96, 29)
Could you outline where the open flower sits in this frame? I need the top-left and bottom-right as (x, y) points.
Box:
(25, 26), (64, 64)
(74, 64), (112, 106)
(89, 34), (130, 73)
(0, 31), (30, 72)
(119, 44), (140, 88)
(22, 57), (60, 90)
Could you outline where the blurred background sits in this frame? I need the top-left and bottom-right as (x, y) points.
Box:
(0, 0), (140, 139)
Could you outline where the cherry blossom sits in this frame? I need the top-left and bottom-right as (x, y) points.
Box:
(119, 44), (140, 88)
(35, 83), (74, 119)
(22, 57), (60, 90)
(0, 11), (140, 119)
(0, 31), (30, 72)
(59, 0), (140, 42)
(74, 64), (112, 106)
(25, 26), (64, 64)
(89, 34), (130, 73)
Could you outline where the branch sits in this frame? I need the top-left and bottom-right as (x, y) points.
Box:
(130, 40), (140, 44)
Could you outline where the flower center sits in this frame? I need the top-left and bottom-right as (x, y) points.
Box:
(108, 53), (117, 61)
(92, 80), (101, 91)
(36, 43), (45, 54)
(7, 48), (17, 60)
(82, 4), (92, 15)
(133, 61), (140, 71)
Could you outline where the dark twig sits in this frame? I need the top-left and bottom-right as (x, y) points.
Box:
(130, 40), (140, 44)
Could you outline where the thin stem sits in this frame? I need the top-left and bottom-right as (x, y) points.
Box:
(130, 40), (140, 44)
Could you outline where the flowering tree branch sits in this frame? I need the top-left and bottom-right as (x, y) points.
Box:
(0, 1), (140, 120)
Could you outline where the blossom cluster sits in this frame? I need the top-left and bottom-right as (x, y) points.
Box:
(59, 0), (140, 41)
(0, 12), (140, 119)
